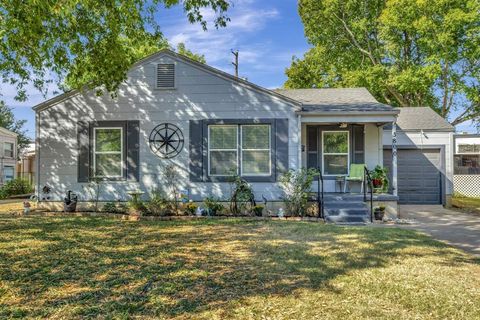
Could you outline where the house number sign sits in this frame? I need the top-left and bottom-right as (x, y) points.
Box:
(149, 123), (184, 159)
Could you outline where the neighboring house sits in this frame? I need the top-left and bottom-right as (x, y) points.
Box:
(36, 49), (452, 216)
(0, 127), (18, 186)
(17, 142), (36, 185)
(452, 133), (480, 197)
(382, 108), (454, 205)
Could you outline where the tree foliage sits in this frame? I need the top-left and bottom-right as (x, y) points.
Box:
(286, 0), (480, 126)
(0, 101), (29, 153)
(0, 0), (229, 100)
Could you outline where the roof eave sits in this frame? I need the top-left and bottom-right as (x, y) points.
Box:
(298, 110), (400, 116)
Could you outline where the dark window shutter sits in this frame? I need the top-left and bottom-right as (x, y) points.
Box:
(352, 125), (365, 164)
(189, 120), (204, 182)
(126, 121), (140, 181)
(77, 121), (90, 182)
(306, 126), (318, 169)
(275, 119), (289, 179)
(156, 64), (175, 88)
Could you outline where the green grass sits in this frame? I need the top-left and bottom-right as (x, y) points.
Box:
(452, 196), (480, 215)
(0, 216), (479, 319)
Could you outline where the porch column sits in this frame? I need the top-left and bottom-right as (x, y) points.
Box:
(392, 120), (398, 196)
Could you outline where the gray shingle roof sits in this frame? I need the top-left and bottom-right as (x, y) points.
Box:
(274, 88), (395, 113)
(387, 107), (454, 131)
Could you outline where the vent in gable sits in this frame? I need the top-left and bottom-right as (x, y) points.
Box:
(156, 64), (175, 89)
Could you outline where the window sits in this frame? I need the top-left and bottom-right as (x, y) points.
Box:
(156, 64), (175, 89)
(322, 131), (349, 176)
(93, 128), (123, 177)
(208, 125), (238, 176)
(454, 154), (480, 175)
(241, 125), (271, 175)
(458, 144), (480, 154)
(4, 142), (14, 158)
(208, 124), (271, 176)
(3, 166), (14, 182)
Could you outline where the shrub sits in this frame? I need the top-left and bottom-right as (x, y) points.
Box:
(146, 189), (170, 216)
(279, 168), (318, 216)
(162, 164), (181, 215)
(203, 197), (223, 215)
(184, 202), (198, 215)
(102, 202), (118, 213)
(252, 205), (264, 217)
(0, 178), (33, 199)
(228, 175), (255, 214)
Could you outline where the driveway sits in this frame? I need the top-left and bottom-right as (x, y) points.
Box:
(398, 205), (480, 257)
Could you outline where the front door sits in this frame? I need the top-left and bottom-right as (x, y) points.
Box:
(306, 125), (365, 176)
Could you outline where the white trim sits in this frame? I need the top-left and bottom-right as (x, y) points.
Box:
(322, 130), (350, 176)
(240, 124), (271, 176)
(93, 127), (124, 178)
(208, 125), (238, 176)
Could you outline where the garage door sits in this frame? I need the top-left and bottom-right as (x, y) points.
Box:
(383, 149), (442, 204)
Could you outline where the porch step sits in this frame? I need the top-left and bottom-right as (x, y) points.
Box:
(322, 199), (371, 224)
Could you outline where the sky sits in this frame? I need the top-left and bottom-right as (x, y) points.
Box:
(3, 0), (476, 139)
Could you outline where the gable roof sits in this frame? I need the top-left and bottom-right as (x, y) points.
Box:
(33, 49), (301, 112)
(274, 88), (397, 113)
(387, 107), (454, 131)
(0, 127), (18, 137)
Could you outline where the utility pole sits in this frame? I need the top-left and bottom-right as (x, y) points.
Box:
(231, 49), (239, 77)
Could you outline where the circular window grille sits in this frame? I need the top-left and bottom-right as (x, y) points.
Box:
(149, 123), (184, 159)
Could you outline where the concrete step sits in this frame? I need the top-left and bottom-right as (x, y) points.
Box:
(325, 208), (369, 216)
(325, 215), (370, 223)
(323, 202), (366, 209)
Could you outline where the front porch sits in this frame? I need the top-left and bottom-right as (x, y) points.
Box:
(299, 112), (400, 222)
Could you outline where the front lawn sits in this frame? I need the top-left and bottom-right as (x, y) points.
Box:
(0, 216), (479, 319)
(452, 196), (480, 215)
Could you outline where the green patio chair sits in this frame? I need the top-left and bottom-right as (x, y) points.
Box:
(344, 164), (365, 193)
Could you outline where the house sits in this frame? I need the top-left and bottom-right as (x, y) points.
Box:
(17, 142), (36, 185)
(452, 133), (480, 197)
(382, 108), (454, 205)
(0, 127), (18, 186)
(34, 49), (453, 218)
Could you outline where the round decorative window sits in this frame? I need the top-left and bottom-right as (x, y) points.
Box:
(149, 123), (184, 159)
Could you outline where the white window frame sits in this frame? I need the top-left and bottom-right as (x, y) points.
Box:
(322, 130), (350, 177)
(4, 142), (14, 158)
(240, 125), (271, 176)
(208, 125), (238, 176)
(93, 127), (124, 178)
(3, 166), (14, 182)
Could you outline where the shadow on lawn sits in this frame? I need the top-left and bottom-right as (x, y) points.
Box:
(0, 216), (477, 318)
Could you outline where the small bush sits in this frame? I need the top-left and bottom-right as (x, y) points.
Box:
(203, 197), (224, 215)
(279, 168), (318, 216)
(146, 189), (170, 216)
(102, 202), (118, 213)
(252, 205), (264, 217)
(184, 202), (198, 215)
(0, 178), (33, 199)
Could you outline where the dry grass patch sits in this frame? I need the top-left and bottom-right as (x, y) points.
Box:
(0, 216), (479, 319)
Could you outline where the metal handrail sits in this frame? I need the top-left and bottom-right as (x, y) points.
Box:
(317, 167), (324, 220)
(364, 167), (374, 223)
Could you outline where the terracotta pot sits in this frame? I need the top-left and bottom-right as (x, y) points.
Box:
(374, 209), (385, 221)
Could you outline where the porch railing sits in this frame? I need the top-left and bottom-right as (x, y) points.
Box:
(364, 166), (374, 223)
(317, 167), (324, 220)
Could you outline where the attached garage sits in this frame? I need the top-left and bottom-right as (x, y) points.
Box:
(383, 108), (454, 206)
(384, 148), (443, 204)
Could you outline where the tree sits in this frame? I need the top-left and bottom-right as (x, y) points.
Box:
(176, 43), (206, 64)
(0, 101), (30, 154)
(285, 0), (480, 127)
(0, 0), (229, 100)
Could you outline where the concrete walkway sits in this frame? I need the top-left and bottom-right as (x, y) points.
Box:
(397, 205), (480, 257)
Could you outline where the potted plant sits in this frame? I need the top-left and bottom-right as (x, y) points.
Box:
(371, 166), (389, 193)
(252, 204), (264, 217)
(203, 197), (223, 216)
(374, 205), (386, 221)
